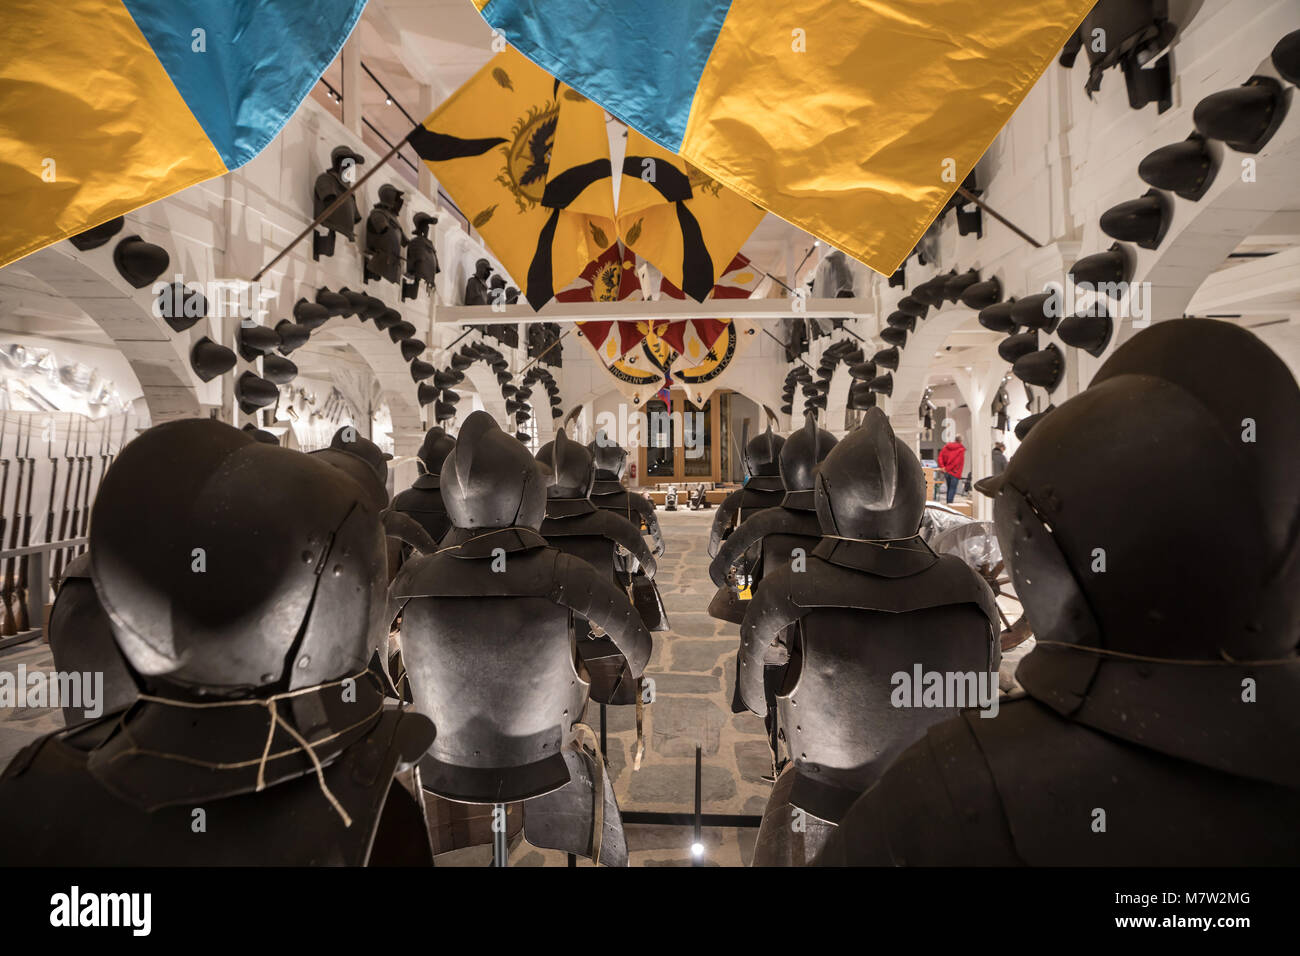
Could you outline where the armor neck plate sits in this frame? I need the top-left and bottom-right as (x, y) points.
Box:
(813, 535), (938, 578)
(544, 497), (598, 520)
(745, 475), (785, 493)
(438, 526), (548, 557)
(412, 473), (440, 490)
(1018, 643), (1300, 789)
(85, 671), (393, 810)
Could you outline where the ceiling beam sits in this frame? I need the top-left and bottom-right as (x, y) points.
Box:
(433, 297), (874, 325)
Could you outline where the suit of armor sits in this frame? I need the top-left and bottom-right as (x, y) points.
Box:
(464, 258), (491, 306)
(0, 420), (433, 865)
(393, 426), (456, 546)
(709, 424), (786, 558)
(738, 408), (999, 865)
(405, 213), (440, 287)
(312, 145), (364, 259)
(818, 320), (1300, 866)
(586, 432), (667, 631)
(537, 430), (657, 705)
(391, 413), (653, 865)
(364, 184), (407, 284)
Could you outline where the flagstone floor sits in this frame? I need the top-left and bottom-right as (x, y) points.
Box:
(0, 506), (771, 867)
(512, 506), (770, 867)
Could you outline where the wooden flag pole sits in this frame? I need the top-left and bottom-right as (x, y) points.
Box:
(955, 187), (1042, 249)
(251, 133), (412, 283)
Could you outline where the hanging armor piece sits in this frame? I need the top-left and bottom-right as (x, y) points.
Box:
(818, 319), (1300, 866)
(991, 382), (1011, 432)
(1058, 0), (1177, 113)
(536, 430), (657, 706)
(0, 420), (434, 865)
(738, 408), (999, 865)
(364, 184), (408, 284)
(391, 412), (654, 865)
(464, 258), (491, 306)
(402, 212), (440, 302)
(312, 145), (365, 260)
(393, 425), (457, 546)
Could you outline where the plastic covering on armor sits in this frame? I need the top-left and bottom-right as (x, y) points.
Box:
(919, 502), (973, 543)
(930, 519), (1003, 573)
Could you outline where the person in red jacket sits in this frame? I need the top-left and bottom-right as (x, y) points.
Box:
(937, 436), (965, 504)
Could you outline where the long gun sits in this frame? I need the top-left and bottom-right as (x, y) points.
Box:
(15, 420), (37, 632)
(2, 418), (28, 636)
(51, 417), (80, 587)
(77, 419), (106, 555)
(0, 419), (10, 632)
(69, 420), (89, 559)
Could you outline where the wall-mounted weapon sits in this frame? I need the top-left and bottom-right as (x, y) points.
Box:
(2, 418), (31, 635)
(52, 417), (81, 587)
(15, 418), (38, 631)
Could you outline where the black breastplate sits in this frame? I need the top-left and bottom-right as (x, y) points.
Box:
(0, 702), (432, 865)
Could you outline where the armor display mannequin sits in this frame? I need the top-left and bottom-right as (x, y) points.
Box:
(737, 408), (999, 865)
(817, 320), (1300, 866)
(709, 424), (786, 557)
(710, 416), (836, 609)
(712, 416), (838, 761)
(393, 426), (456, 545)
(0, 420), (434, 865)
(312, 145), (365, 260)
(536, 430), (657, 706)
(364, 184), (407, 284)
(588, 431), (664, 556)
(587, 431), (667, 630)
(309, 425), (393, 510)
(464, 258), (491, 306)
(403, 212), (440, 301)
(391, 412), (653, 865)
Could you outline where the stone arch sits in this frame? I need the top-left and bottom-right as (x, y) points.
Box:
(21, 244), (204, 423)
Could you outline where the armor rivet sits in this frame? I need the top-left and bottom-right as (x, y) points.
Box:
(297, 655), (310, 668)
(260, 673), (275, 683)
(332, 564), (343, 576)
(301, 551), (314, 563)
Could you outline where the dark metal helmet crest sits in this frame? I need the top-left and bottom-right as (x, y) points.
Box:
(742, 423), (785, 478)
(978, 319), (1300, 660)
(417, 425), (456, 477)
(778, 415), (837, 505)
(588, 429), (629, 478)
(535, 428), (595, 498)
(89, 419), (389, 694)
(309, 425), (392, 509)
(814, 407), (925, 539)
(442, 410), (547, 532)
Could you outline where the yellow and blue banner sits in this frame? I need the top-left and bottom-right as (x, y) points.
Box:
(473, 0), (1096, 275)
(0, 0), (367, 269)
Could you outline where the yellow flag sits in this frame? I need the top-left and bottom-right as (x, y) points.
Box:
(617, 130), (765, 301)
(409, 47), (614, 308)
